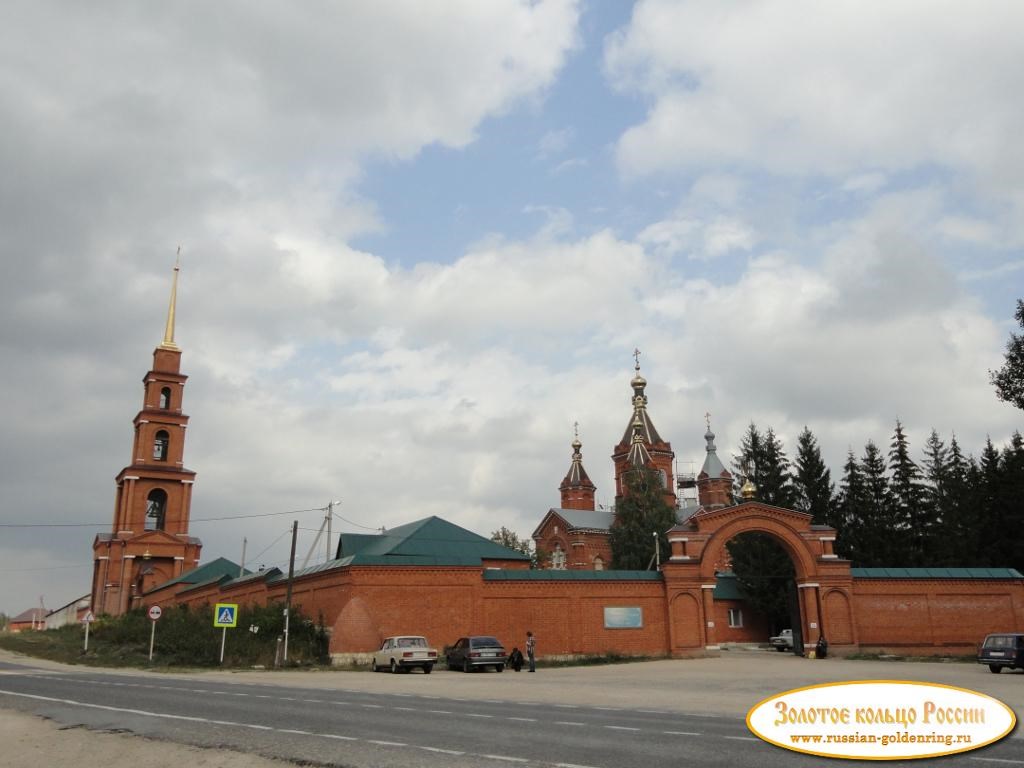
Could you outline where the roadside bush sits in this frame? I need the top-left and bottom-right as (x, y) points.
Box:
(0, 602), (330, 669)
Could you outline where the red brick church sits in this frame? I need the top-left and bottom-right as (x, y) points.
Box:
(532, 357), (734, 572)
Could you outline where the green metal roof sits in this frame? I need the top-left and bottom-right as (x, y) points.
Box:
(333, 516), (530, 566)
(483, 569), (662, 581)
(145, 556), (249, 594)
(851, 567), (1024, 579)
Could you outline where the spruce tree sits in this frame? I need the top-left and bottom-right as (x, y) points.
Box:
(858, 440), (897, 566)
(610, 468), (679, 570)
(794, 426), (836, 526)
(836, 449), (865, 561)
(939, 435), (980, 566)
(997, 432), (1024, 572)
(889, 421), (930, 565)
(729, 424), (795, 618)
(733, 423), (765, 499)
(732, 423), (796, 507)
(760, 428), (797, 508)
(978, 438), (1003, 566)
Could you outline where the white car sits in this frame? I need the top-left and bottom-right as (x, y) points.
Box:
(371, 635), (438, 674)
(769, 629), (794, 652)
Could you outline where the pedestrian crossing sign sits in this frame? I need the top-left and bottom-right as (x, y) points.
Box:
(213, 603), (238, 628)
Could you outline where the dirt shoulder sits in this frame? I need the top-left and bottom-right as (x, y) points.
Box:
(0, 709), (294, 768)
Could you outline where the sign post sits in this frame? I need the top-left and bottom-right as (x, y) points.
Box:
(147, 605), (162, 661)
(81, 611), (94, 651)
(213, 603), (238, 664)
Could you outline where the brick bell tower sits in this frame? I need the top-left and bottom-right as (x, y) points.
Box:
(90, 260), (201, 615)
(611, 352), (677, 506)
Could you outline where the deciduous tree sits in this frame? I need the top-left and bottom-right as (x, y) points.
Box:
(990, 299), (1024, 410)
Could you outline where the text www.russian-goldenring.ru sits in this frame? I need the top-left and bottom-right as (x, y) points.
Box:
(789, 732), (972, 747)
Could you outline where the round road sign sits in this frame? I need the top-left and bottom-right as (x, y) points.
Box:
(148, 605), (163, 621)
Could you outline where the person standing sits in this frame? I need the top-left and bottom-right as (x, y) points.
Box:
(526, 630), (536, 672)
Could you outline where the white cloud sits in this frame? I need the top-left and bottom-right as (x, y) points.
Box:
(606, 0), (1024, 184)
(539, 127), (575, 157)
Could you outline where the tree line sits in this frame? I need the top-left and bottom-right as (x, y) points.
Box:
(733, 421), (1024, 570)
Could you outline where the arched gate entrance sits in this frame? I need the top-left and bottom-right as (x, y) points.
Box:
(662, 502), (855, 656)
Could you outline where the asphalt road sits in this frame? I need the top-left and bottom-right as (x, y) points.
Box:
(2, 652), (1024, 768)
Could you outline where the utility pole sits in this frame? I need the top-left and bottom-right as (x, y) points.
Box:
(283, 520), (298, 663)
(239, 537), (247, 577)
(326, 501), (334, 562)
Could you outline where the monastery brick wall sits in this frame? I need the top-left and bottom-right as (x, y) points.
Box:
(850, 578), (1024, 655)
(147, 566), (1024, 659)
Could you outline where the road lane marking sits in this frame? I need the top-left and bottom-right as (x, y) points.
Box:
(664, 731), (701, 736)
(508, 717), (537, 722)
(467, 713), (494, 718)
(970, 760), (1024, 765)
(554, 704), (579, 709)
(427, 709), (453, 714)
(368, 740), (407, 747)
(557, 763), (602, 768)
(420, 746), (465, 755)
(481, 755), (529, 763)
(395, 706), (417, 711)
(604, 725), (640, 731)
(555, 721), (586, 726)
(319, 734), (358, 741)
(724, 736), (758, 742)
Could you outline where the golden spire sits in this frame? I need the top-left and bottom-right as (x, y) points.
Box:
(159, 248), (181, 351)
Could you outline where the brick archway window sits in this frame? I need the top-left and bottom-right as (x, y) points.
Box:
(593, 555), (604, 571)
(145, 489), (167, 531)
(159, 387), (171, 409)
(153, 430), (170, 461)
(551, 544), (567, 570)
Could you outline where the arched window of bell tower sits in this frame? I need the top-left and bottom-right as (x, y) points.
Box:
(145, 489), (167, 531)
(153, 430), (169, 461)
(159, 387), (171, 409)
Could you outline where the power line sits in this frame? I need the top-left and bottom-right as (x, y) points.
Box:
(0, 562), (93, 573)
(0, 506), (334, 529)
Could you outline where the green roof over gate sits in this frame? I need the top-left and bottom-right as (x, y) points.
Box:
(851, 567), (1024, 579)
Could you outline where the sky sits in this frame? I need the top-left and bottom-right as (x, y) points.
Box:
(1, 0), (1022, 617)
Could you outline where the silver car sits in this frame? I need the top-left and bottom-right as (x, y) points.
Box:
(371, 635), (438, 674)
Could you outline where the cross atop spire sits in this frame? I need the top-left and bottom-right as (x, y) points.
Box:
(633, 347), (641, 371)
(705, 411), (712, 431)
